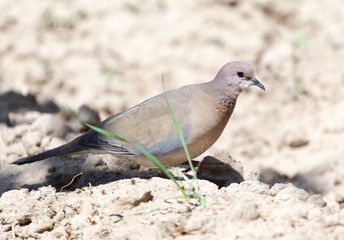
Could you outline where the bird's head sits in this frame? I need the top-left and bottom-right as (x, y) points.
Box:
(213, 61), (265, 96)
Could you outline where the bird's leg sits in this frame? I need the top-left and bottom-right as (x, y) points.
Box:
(180, 160), (220, 173)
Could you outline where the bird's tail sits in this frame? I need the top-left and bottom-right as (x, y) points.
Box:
(12, 138), (83, 165)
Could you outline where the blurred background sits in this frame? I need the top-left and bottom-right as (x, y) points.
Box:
(0, 0), (343, 210)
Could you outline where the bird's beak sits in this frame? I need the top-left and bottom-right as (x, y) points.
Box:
(250, 78), (265, 91)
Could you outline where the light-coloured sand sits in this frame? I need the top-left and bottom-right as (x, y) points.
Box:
(1, 0), (344, 239)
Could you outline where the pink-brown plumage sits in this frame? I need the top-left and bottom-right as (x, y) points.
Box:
(13, 61), (264, 166)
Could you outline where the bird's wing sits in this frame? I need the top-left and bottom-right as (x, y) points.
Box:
(84, 87), (193, 156)
(77, 130), (133, 155)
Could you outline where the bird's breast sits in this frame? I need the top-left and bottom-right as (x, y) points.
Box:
(182, 95), (236, 158)
(215, 99), (235, 117)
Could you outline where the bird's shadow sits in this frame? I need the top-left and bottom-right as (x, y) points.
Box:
(2, 156), (244, 195)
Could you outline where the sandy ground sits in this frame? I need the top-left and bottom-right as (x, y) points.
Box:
(1, 0), (344, 239)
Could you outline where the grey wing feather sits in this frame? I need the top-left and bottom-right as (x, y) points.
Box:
(77, 130), (134, 155)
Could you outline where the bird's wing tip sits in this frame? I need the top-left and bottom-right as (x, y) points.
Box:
(12, 157), (30, 165)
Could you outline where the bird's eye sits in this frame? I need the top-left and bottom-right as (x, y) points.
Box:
(237, 72), (244, 78)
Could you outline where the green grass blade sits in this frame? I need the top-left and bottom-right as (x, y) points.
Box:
(88, 182), (93, 195)
(129, 208), (160, 215)
(68, 108), (187, 198)
(161, 75), (205, 207)
(161, 76), (194, 172)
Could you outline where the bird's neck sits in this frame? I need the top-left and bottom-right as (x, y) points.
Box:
(208, 80), (240, 104)
(224, 88), (240, 103)
(204, 81), (238, 117)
